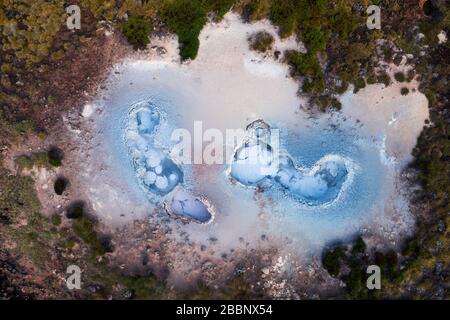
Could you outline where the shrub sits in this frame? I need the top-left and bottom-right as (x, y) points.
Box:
(47, 146), (63, 167)
(285, 50), (321, 77)
(330, 6), (356, 40)
(401, 87), (409, 95)
(73, 215), (106, 256)
(394, 71), (406, 82)
(374, 250), (399, 281)
(353, 77), (366, 93)
(352, 236), (367, 254)
(406, 69), (416, 82)
(239, 0), (269, 22)
(344, 259), (365, 298)
(322, 246), (346, 277)
(303, 26), (326, 53)
(122, 16), (152, 48)
(335, 81), (349, 94)
(163, 0), (207, 60)
(249, 31), (274, 52)
(269, 0), (297, 38)
(402, 237), (421, 257)
(303, 74), (325, 94)
(205, 0), (234, 21)
(393, 55), (403, 66)
(318, 95), (331, 111)
(377, 72), (391, 87)
(330, 98), (342, 111)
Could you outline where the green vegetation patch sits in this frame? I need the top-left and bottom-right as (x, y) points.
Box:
(249, 31), (274, 52)
(15, 152), (50, 170)
(269, 0), (297, 38)
(122, 15), (152, 48)
(394, 71), (406, 82)
(72, 215), (106, 257)
(163, 0), (208, 60)
(322, 246), (346, 277)
(285, 50), (324, 94)
(400, 87), (409, 95)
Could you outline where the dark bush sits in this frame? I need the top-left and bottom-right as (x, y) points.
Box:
(303, 26), (326, 53)
(285, 50), (322, 78)
(163, 0), (207, 60)
(353, 77), (366, 93)
(330, 98), (342, 111)
(122, 16), (152, 48)
(394, 71), (406, 82)
(352, 236), (367, 254)
(322, 246), (346, 277)
(377, 72), (391, 87)
(401, 87), (409, 95)
(402, 236), (421, 257)
(249, 31), (274, 52)
(205, 0), (234, 20)
(374, 250), (399, 281)
(99, 235), (115, 253)
(269, 0), (297, 38)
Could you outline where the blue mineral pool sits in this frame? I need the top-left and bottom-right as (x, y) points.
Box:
(94, 61), (394, 251)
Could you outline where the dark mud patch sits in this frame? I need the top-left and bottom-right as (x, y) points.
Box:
(54, 176), (69, 195)
(66, 200), (86, 219)
(47, 146), (64, 167)
(98, 235), (115, 253)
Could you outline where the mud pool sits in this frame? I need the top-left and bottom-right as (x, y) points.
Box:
(79, 14), (428, 258)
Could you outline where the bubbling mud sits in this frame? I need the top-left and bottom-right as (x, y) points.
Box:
(125, 101), (213, 223)
(79, 13), (427, 265)
(230, 120), (352, 205)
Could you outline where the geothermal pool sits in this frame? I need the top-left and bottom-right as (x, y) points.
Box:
(81, 14), (427, 257)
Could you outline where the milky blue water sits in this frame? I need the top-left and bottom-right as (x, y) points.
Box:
(94, 63), (394, 252)
(230, 119), (352, 206)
